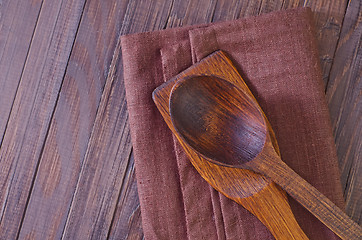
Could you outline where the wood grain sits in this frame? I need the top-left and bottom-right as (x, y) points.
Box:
(282, 0), (348, 85)
(61, 55), (132, 239)
(0, 0), (360, 238)
(165, 0), (217, 27)
(0, 0), (43, 146)
(170, 76), (267, 166)
(61, 0), (175, 239)
(0, 0), (85, 238)
(253, 143), (362, 239)
(108, 153), (143, 240)
(16, 0), (132, 239)
(326, 0), (362, 225)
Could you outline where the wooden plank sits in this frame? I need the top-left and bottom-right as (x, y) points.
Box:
(119, 0), (176, 34)
(16, 0), (132, 239)
(0, 0), (85, 238)
(164, 0), (217, 27)
(108, 154), (143, 240)
(60, 1), (175, 239)
(212, 0), (262, 20)
(282, 1), (349, 85)
(326, 0), (361, 224)
(0, 0), (42, 145)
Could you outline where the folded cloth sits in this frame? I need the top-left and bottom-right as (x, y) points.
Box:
(121, 8), (345, 240)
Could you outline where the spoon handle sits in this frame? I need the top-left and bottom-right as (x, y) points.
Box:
(253, 155), (362, 240)
(235, 182), (309, 240)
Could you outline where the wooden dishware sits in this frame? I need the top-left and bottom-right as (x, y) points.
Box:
(168, 53), (362, 240)
(153, 51), (308, 239)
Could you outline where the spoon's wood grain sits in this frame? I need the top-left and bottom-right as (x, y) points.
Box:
(153, 51), (308, 239)
(170, 75), (266, 167)
(167, 52), (362, 240)
(250, 138), (362, 240)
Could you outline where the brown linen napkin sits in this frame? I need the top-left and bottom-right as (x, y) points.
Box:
(121, 8), (345, 240)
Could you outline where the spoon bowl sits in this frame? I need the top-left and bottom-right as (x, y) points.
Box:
(170, 75), (266, 166)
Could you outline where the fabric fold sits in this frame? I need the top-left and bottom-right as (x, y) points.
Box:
(121, 7), (344, 240)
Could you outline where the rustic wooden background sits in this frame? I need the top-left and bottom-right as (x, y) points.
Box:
(0, 0), (360, 239)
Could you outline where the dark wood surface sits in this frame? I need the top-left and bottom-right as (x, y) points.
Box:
(0, 0), (360, 239)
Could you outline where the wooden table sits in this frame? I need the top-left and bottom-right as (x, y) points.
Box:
(0, 0), (360, 239)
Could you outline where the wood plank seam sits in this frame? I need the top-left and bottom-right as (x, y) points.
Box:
(105, 149), (134, 239)
(324, 2), (350, 91)
(209, 0), (218, 22)
(162, 0), (175, 29)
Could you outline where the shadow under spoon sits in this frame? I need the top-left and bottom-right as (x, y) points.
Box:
(169, 75), (362, 240)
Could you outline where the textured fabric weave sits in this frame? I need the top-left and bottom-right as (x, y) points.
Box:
(121, 8), (344, 240)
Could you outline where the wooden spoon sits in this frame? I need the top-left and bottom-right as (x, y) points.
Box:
(153, 51), (308, 239)
(169, 74), (362, 240)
